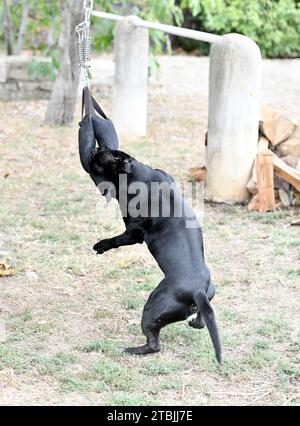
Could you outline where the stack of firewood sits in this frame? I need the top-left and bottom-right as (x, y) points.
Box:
(189, 104), (300, 213)
(247, 105), (300, 212)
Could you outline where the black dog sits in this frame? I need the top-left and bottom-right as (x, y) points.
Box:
(89, 149), (222, 363)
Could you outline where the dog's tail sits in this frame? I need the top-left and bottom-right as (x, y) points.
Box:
(194, 290), (222, 364)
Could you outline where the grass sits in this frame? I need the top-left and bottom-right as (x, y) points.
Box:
(32, 353), (77, 375)
(108, 392), (155, 406)
(91, 358), (138, 391)
(59, 374), (98, 393)
(0, 346), (30, 371)
(288, 268), (300, 277)
(0, 85), (299, 406)
(123, 297), (143, 310)
(0, 346), (76, 375)
(139, 359), (181, 376)
(76, 339), (124, 356)
(256, 316), (289, 340)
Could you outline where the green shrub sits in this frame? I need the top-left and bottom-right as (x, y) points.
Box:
(180, 0), (300, 58)
(92, 0), (300, 58)
(3, 1), (300, 62)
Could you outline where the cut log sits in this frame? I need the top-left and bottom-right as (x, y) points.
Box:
(258, 136), (269, 152)
(277, 138), (300, 157)
(274, 174), (290, 192)
(256, 150), (275, 212)
(246, 158), (257, 195)
(278, 189), (290, 207)
(260, 115), (296, 147)
(248, 194), (260, 211)
(291, 218), (300, 226)
(281, 155), (300, 169)
(276, 126), (300, 157)
(188, 167), (207, 182)
(272, 152), (300, 192)
(246, 176), (258, 195)
(247, 137), (273, 200)
(260, 104), (278, 122)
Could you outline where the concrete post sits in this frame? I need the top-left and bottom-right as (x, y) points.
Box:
(112, 16), (149, 137)
(206, 34), (262, 203)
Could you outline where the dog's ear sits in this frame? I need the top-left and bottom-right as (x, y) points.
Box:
(91, 162), (104, 176)
(89, 149), (105, 175)
(101, 150), (116, 164)
(91, 150), (133, 174)
(91, 150), (117, 171)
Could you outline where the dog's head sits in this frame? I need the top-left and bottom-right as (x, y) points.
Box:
(90, 148), (133, 183)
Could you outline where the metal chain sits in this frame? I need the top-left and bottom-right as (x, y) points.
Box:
(76, 0), (94, 88)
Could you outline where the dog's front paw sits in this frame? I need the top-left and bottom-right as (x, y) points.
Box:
(93, 239), (112, 254)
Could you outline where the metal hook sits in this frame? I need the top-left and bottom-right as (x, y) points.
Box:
(84, 0), (93, 12)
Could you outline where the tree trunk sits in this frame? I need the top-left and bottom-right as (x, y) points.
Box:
(47, 17), (58, 49)
(44, 0), (84, 126)
(3, 0), (15, 55)
(15, 0), (28, 55)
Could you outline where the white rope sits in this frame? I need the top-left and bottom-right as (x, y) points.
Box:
(76, 0), (94, 88)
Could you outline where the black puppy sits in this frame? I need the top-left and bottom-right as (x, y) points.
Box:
(89, 149), (222, 363)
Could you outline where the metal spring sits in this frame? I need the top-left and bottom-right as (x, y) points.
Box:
(77, 41), (85, 67)
(84, 37), (91, 63)
(76, 38), (91, 65)
(75, 19), (92, 88)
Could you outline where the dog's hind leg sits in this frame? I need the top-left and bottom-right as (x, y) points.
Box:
(124, 327), (161, 356)
(124, 294), (162, 356)
(188, 280), (215, 329)
(207, 280), (216, 301)
(124, 285), (187, 356)
(189, 312), (205, 329)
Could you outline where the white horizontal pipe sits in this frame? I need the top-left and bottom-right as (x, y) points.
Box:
(92, 10), (124, 22)
(92, 10), (221, 44)
(137, 20), (221, 44)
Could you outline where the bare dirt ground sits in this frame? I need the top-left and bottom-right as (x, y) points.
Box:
(0, 54), (299, 406)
